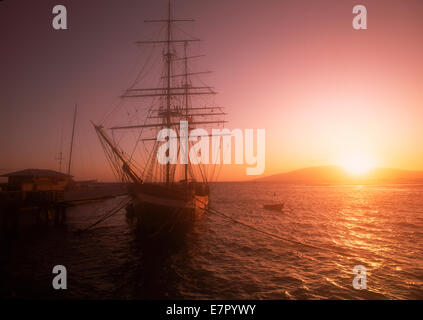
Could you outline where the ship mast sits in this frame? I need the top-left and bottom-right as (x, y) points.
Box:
(56, 151), (64, 172)
(165, 0), (172, 185)
(183, 41), (189, 182)
(67, 104), (77, 176)
(96, 0), (227, 185)
(56, 123), (64, 172)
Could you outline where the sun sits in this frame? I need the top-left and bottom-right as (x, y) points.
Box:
(340, 154), (375, 176)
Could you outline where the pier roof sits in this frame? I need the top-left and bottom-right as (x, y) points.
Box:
(1, 169), (72, 178)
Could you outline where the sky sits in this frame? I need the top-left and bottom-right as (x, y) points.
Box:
(0, 0), (422, 181)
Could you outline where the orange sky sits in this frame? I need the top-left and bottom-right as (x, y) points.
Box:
(1, 0), (422, 181)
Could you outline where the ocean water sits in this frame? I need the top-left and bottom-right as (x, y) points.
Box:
(1, 182), (423, 299)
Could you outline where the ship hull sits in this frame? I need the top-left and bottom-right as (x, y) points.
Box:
(125, 183), (208, 239)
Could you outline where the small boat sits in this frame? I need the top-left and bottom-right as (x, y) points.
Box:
(264, 192), (284, 211)
(263, 203), (284, 212)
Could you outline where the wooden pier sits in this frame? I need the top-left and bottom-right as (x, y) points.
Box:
(0, 190), (69, 233)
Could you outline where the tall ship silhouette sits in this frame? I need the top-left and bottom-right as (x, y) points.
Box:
(92, 1), (227, 238)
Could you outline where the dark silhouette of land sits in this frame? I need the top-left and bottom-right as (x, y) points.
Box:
(255, 166), (423, 185)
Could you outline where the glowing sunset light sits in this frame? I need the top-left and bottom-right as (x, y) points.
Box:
(340, 154), (376, 176)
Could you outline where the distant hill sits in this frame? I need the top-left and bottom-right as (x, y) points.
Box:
(255, 166), (423, 185)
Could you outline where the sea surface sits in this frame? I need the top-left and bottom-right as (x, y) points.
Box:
(1, 183), (423, 299)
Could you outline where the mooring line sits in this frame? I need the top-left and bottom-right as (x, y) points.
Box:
(75, 193), (354, 259)
(206, 205), (324, 251)
(75, 198), (131, 234)
(195, 197), (352, 258)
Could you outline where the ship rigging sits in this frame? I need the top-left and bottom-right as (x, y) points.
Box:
(92, 0), (227, 238)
